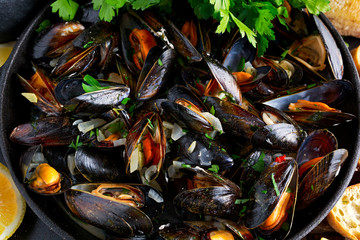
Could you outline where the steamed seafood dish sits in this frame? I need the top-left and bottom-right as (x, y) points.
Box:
(9, 2), (357, 239)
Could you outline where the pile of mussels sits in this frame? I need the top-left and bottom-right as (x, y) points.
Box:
(9, 2), (357, 240)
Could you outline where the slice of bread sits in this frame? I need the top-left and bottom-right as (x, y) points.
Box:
(325, 0), (360, 37)
(327, 183), (360, 240)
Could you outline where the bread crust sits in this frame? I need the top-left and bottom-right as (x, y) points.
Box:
(325, 0), (360, 37)
(327, 183), (360, 240)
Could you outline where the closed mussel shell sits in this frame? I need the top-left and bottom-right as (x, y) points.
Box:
(173, 167), (241, 220)
(136, 47), (176, 101)
(10, 116), (80, 146)
(251, 123), (304, 152)
(63, 85), (130, 117)
(204, 96), (265, 140)
(74, 146), (127, 182)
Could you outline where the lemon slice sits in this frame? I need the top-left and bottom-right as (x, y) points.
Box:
(351, 45), (360, 75)
(0, 162), (26, 240)
(0, 42), (15, 67)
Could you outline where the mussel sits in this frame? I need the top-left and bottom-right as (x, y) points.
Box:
(65, 183), (164, 237)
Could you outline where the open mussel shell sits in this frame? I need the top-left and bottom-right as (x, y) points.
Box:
(51, 21), (118, 77)
(173, 132), (234, 170)
(245, 159), (298, 240)
(296, 129), (338, 169)
(125, 112), (165, 181)
(255, 102), (300, 126)
(20, 145), (72, 195)
(181, 66), (213, 96)
(262, 79), (353, 111)
(162, 18), (203, 62)
(203, 96), (265, 140)
(167, 84), (208, 112)
(10, 116), (81, 146)
(63, 85), (130, 116)
(32, 22), (85, 59)
(161, 100), (213, 133)
(297, 148), (348, 210)
(284, 110), (357, 129)
(136, 47), (176, 101)
(204, 55), (242, 105)
(64, 183), (164, 237)
(251, 123), (304, 152)
(312, 15), (343, 80)
(173, 167), (241, 220)
(18, 65), (63, 116)
(74, 147), (127, 182)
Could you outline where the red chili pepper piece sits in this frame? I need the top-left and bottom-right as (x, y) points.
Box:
(275, 155), (286, 163)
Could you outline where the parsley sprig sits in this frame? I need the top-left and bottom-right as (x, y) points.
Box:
(82, 74), (110, 93)
(51, 0), (330, 56)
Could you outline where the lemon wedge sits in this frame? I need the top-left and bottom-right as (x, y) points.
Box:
(0, 42), (15, 67)
(351, 45), (360, 75)
(0, 162), (26, 240)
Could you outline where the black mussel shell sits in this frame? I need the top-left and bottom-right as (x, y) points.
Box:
(74, 147), (127, 182)
(174, 132), (234, 170)
(251, 123), (304, 152)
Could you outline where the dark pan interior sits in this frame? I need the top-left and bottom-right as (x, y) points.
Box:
(0, 4), (359, 240)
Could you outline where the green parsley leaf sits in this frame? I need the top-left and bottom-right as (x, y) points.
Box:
(251, 151), (265, 172)
(82, 74), (110, 93)
(147, 118), (154, 129)
(51, 0), (79, 21)
(205, 133), (214, 140)
(181, 164), (191, 168)
(121, 97), (131, 105)
(131, 0), (161, 10)
(36, 20), (51, 33)
(210, 105), (216, 115)
(68, 135), (83, 150)
(235, 198), (249, 204)
(271, 173), (280, 196)
(158, 58), (163, 66)
(208, 164), (219, 173)
(83, 41), (94, 48)
(89, 130), (95, 138)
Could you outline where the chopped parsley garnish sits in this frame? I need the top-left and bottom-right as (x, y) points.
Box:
(205, 133), (214, 140)
(68, 135), (83, 150)
(210, 105), (215, 115)
(121, 97), (131, 105)
(147, 118), (154, 129)
(35, 19), (51, 33)
(271, 173), (280, 196)
(208, 164), (219, 173)
(83, 41), (94, 48)
(181, 164), (191, 168)
(158, 58), (163, 66)
(251, 151), (265, 172)
(235, 198), (249, 204)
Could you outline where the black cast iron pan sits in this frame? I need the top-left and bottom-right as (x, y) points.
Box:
(0, 3), (359, 240)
